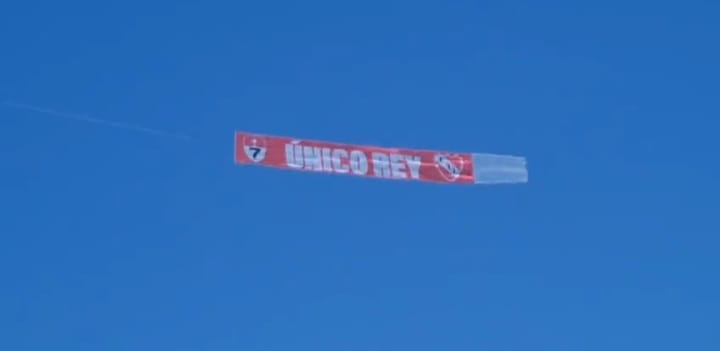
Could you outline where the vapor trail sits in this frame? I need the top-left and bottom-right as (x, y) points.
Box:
(2, 101), (193, 141)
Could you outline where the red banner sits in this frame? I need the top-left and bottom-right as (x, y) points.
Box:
(234, 131), (476, 184)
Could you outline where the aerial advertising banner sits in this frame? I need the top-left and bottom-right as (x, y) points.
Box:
(234, 131), (528, 185)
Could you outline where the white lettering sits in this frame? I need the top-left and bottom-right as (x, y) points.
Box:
(349, 150), (368, 175)
(284, 143), (373, 175)
(372, 152), (391, 177)
(332, 149), (349, 173)
(303, 146), (323, 171)
(405, 155), (421, 179)
(285, 143), (303, 168)
(389, 153), (407, 178)
(321, 147), (333, 171)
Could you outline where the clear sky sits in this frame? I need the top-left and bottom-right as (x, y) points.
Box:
(2, 0), (719, 350)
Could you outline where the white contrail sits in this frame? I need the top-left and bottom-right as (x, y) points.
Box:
(2, 101), (194, 141)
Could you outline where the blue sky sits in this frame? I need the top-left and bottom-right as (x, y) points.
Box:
(1, 0), (719, 349)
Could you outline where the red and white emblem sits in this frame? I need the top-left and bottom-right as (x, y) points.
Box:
(242, 135), (267, 162)
(434, 153), (465, 181)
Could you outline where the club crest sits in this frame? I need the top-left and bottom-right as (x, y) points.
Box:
(434, 153), (465, 181)
(242, 135), (267, 162)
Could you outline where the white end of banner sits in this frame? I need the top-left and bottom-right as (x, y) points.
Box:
(471, 153), (528, 184)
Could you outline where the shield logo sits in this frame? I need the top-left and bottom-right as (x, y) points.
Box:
(242, 135), (267, 162)
(434, 153), (465, 181)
